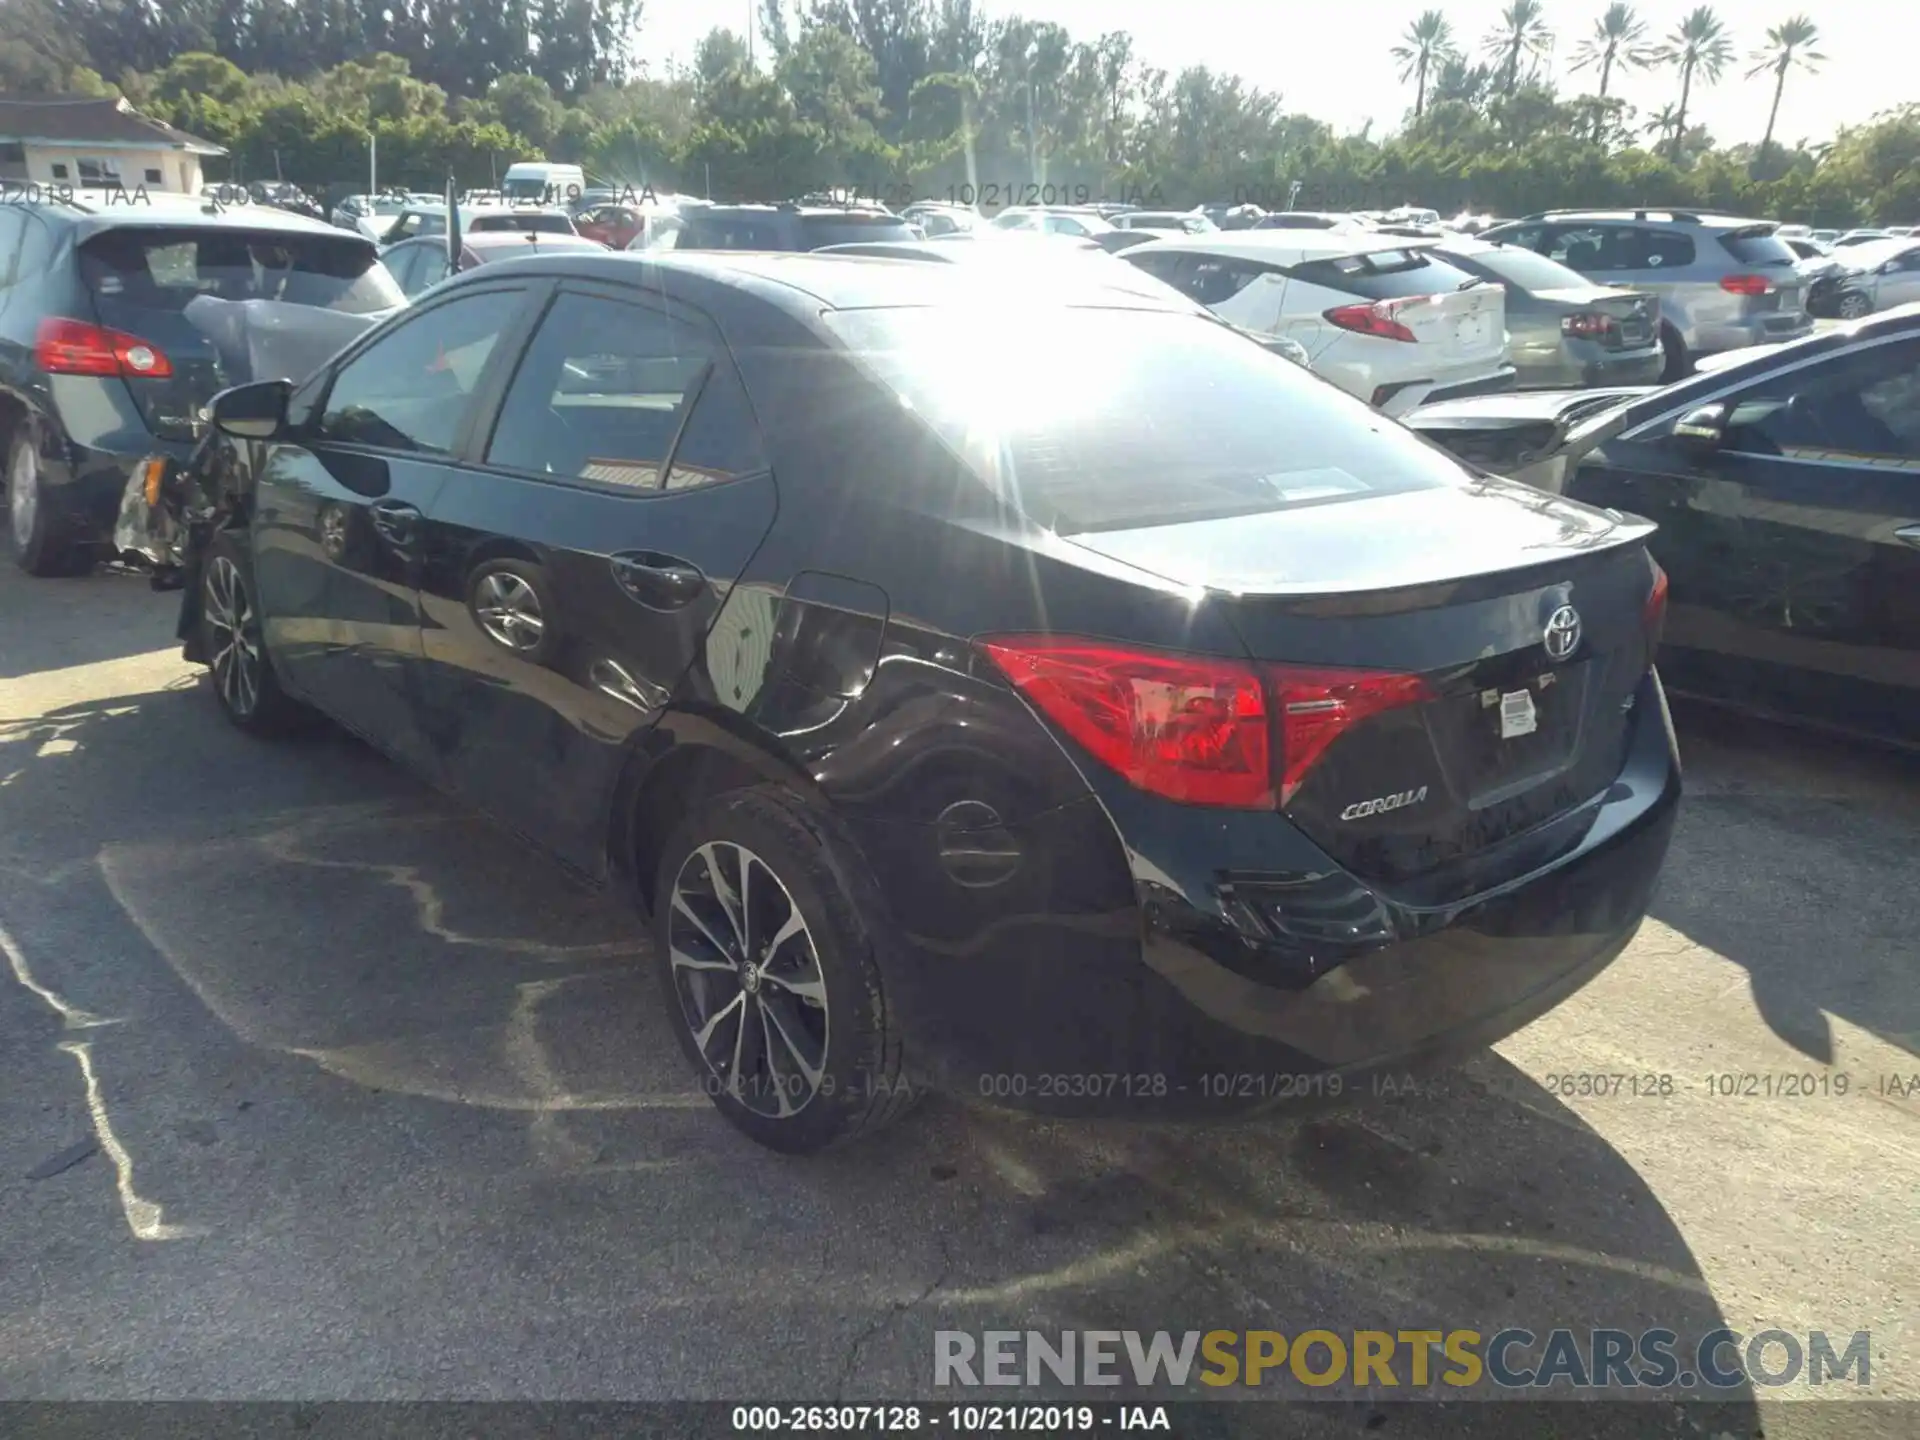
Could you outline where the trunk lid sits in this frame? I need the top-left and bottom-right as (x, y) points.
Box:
(76, 225), (400, 441)
(1400, 282), (1505, 364)
(1066, 484), (1658, 895)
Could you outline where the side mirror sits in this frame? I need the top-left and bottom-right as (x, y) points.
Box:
(211, 379), (291, 441)
(1671, 402), (1727, 452)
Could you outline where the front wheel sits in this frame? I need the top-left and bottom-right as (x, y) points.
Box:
(651, 786), (917, 1153)
(1835, 291), (1872, 320)
(198, 530), (311, 736)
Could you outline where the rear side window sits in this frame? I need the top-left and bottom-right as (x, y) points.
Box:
(79, 227), (402, 315)
(486, 290), (715, 488)
(1717, 228), (1796, 267)
(822, 306), (1473, 534)
(1636, 229), (1696, 268)
(1289, 249), (1480, 300)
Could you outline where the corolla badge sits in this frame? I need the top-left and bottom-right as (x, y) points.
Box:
(1341, 786), (1428, 821)
(1544, 604), (1582, 661)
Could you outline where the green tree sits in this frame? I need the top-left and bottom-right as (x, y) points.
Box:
(1392, 11), (1456, 120)
(1748, 16), (1823, 154)
(1652, 6), (1734, 161)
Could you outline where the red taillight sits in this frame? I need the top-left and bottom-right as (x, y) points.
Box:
(1561, 312), (1617, 338)
(1718, 273), (1772, 296)
(979, 637), (1273, 808)
(1324, 299), (1419, 343)
(1266, 665), (1433, 804)
(34, 317), (173, 379)
(1644, 562), (1669, 648)
(979, 637), (1432, 809)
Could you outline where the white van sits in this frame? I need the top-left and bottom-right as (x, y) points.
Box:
(502, 161), (587, 207)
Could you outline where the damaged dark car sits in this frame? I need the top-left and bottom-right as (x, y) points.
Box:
(143, 245), (1680, 1153)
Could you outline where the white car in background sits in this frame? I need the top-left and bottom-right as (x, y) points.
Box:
(1122, 232), (1513, 415)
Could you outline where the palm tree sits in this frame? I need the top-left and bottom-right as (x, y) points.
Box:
(1482, 0), (1554, 97)
(1748, 16), (1824, 152)
(1651, 6), (1734, 160)
(1392, 10), (1456, 119)
(1569, 4), (1651, 105)
(1643, 102), (1682, 147)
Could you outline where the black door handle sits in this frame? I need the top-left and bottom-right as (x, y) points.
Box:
(1896, 524), (1920, 550)
(369, 499), (420, 547)
(610, 551), (706, 609)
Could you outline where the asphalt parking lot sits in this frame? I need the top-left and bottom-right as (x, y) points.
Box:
(2, 549), (1916, 1437)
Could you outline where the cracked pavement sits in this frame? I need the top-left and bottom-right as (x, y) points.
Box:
(1, 554), (1916, 1437)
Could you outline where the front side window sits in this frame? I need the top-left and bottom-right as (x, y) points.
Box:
(318, 287), (525, 454)
(1720, 338), (1920, 462)
(485, 291), (716, 488)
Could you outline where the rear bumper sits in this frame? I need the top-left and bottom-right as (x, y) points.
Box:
(1691, 311), (1814, 355)
(1514, 344), (1664, 390)
(40, 434), (195, 545)
(861, 669), (1681, 1119)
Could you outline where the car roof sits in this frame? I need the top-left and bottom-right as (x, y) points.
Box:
(1125, 231), (1424, 264)
(449, 249), (1192, 323)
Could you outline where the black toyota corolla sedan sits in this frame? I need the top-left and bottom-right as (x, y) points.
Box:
(159, 250), (1680, 1152)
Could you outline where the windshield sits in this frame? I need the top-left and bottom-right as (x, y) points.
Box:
(821, 305), (1470, 535)
(79, 227), (402, 315)
(1452, 243), (1593, 293)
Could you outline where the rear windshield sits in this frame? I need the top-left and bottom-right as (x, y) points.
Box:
(821, 305), (1470, 535)
(1288, 248), (1482, 300)
(1718, 228), (1797, 266)
(79, 227), (402, 315)
(798, 215), (918, 248)
(470, 212), (574, 235)
(1449, 243), (1589, 293)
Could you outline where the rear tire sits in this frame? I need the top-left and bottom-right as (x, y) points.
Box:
(7, 429), (91, 577)
(197, 529), (311, 736)
(1658, 325), (1691, 384)
(650, 785), (917, 1153)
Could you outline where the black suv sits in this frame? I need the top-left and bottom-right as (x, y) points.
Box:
(662, 204), (918, 252)
(0, 194), (402, 575)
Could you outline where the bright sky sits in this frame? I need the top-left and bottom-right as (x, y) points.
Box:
(631, 0), (1910, 151)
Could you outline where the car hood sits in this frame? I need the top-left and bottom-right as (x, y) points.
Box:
(1403, 387), (1652, 431)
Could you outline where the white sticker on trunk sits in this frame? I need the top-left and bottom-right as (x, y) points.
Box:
(1500, 688), (1537, 739)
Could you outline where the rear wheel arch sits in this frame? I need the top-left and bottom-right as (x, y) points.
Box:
(612, 711), (826, 918)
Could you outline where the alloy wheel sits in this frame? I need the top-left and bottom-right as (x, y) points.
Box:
(8, 441), (37, 541)
(474, 570), (545, 651)
(1837, 293), (1871, 319)
(666, 841), (829, 1118)
(204, 555), (262, 717)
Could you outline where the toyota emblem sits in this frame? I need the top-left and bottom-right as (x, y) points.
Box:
(1544, 605), (1582, 661)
